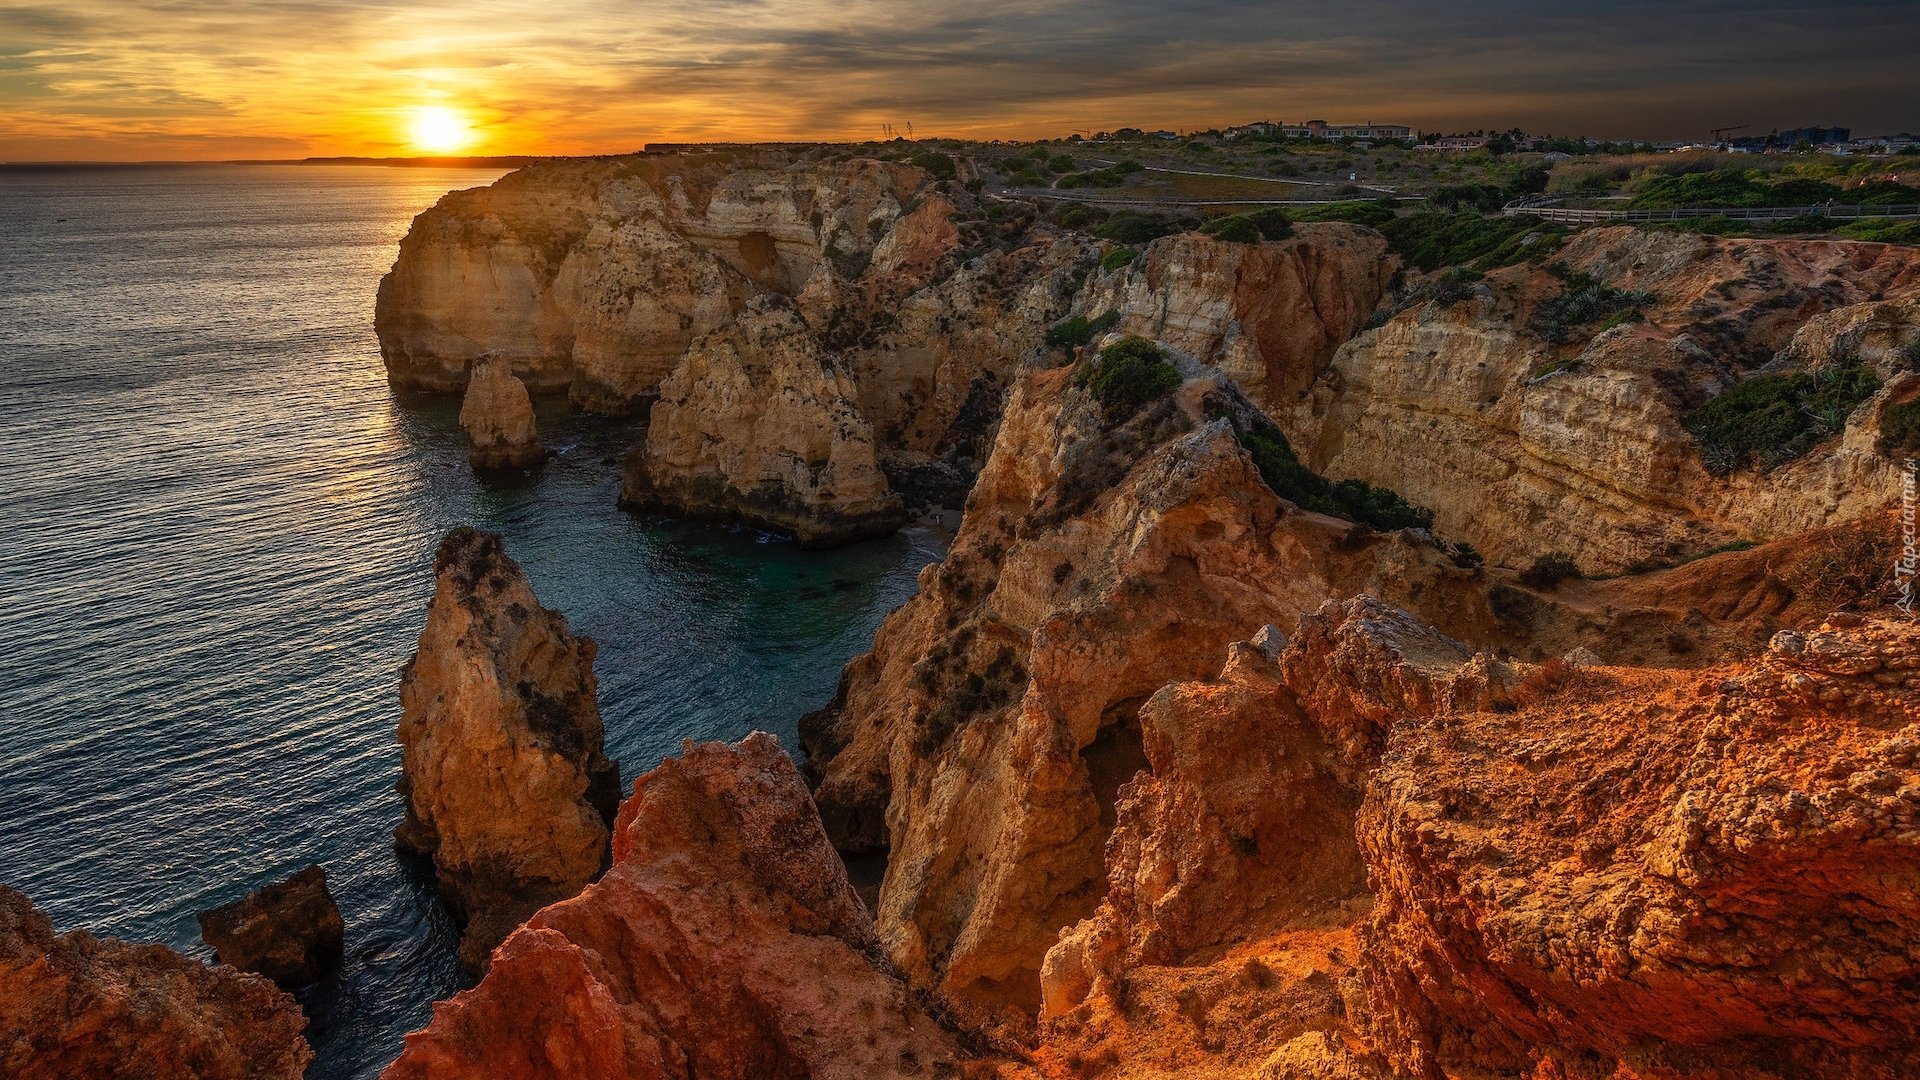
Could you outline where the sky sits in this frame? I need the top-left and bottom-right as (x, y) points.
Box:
(3, 0), (1917, 161)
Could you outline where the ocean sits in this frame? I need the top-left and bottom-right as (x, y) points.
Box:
(0, 164), (943, 1077)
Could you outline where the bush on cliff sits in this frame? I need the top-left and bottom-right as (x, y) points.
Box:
(1082, 335), (1182, 420)
(1234, 422), (1436, 533)
(1685, 362), (1883, 472)
(1519, 552), (1581, 589)
(910, 151), (958, 181)
(1530, 270), (1656, 342)
(1045, 310), (1120, 351)
(1243, 206), (1294, 240)
(1289, 200), (1396, 228)
(1199, 215), (1263, 243)
(1379, 212), (1547, 272)
(1879, 399), (1920, 454)
(1100, 246), (1139, 273)
(1093, 211), (1188, 245)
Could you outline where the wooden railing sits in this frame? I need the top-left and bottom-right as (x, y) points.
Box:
(1502, 195), (1920, 224)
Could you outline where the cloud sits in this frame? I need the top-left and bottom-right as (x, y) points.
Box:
(1, 0), (1915, 160)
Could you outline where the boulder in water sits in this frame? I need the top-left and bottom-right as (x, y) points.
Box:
(195, 864), (344, 987)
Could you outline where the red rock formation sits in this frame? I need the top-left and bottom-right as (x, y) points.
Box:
(195, 864), (344, 987)
(383, 733), (960, 1080)
(1, 885), (310, 1080)
(1360, 614), (1920, 1079)
(396, 527), (621, 973)
(801, 363), (1498, 1019)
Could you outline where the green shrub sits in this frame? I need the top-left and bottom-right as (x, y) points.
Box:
(1447, 540), (1484, 569)
(1519, 552), (1581, 589)
(1837, 218), (1920, 244)
(1379, 213), (1544, 272)
(1085, 336), (1183, 419)
(1199, 215), (1263, 243)
(1880, 399), (1920, 453)
(1100, 246), (1139, 273)
(1093, 211), (1187, 245)
(1236, 426), (1435, 532)
(1290, 200), (1396, 228)
(909, 151), (957, 181)
(1685, 363), (1884, 472)
(1001, 155), (1031, 173)
(1243, 207), (1293, 240)
(1009, 170), (1042, 187)
(1048, 154), (1078, 172)
(1058, 205), (1108, 230)
(1530, 271), (1656, 343)
(1045, 310), (1121, 350)
(1598, 307), (1644, 332)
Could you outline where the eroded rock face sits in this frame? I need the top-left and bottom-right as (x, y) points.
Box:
(1283, 228), (1920, 572)
(396, 527), (620, 973)
(382, 733), (960, 1080)
(1080, 225), (1395, 409)
(1360, 614), (1920, 1079)
(1, 886), (311, 1080)
(622, 297), (906, 548)
(195, 864), (344, 987)
(459, 358), (545, 469)
(376, 156), (940, 412)
(801, 362), (1498, 1019)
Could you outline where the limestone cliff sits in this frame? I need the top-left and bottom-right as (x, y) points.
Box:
(377, 155), (942, 413)
(621, 297), (906, 548)
(800, 361), (1499, 1019)
(459, 358), (545, 469)
(1, 886), (311, 1080)
(1282, 228), (1920, 572)
(1079, 224), (1395, 409)
(382, 733), (961, 1080)
(396, 527), (621, 973)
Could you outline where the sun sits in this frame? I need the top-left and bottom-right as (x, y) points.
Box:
(409, 106), (474, 154)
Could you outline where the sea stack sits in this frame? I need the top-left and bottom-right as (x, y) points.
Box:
(1, 885), (312, 1080)
(458, 359), (544, 470)
(195, 865), (344, 988)
(620, 296), (906, 548)
(395, 527), (620, 973)
(381, 734), (957, 1080)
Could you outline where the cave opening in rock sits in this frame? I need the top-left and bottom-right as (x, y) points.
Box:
(1084, 698), (1152, 834)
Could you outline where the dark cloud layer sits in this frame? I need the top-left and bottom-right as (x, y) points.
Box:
(2, 0), (1914, 159)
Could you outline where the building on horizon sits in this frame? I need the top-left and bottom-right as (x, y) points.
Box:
(1265, 120), (1412, 140)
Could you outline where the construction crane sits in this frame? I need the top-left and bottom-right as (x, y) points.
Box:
(1709, 125), (1747, 145)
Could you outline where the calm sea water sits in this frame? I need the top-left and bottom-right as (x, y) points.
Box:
(0, 165), (942, 1077)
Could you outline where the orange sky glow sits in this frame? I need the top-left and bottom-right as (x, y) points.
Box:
(3, 0), (1915, 162)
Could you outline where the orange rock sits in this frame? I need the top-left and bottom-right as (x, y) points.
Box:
(396, 527), (620, 973)
(1359, 615), (1920, 1079)
(382, 733), (960, 1080)
(0, 886), (310, 1080)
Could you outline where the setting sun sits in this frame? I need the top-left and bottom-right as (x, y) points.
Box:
(409, 106), (473, 153)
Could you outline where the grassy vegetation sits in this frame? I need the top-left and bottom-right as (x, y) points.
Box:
(1630, 169), (1920, 210)
(1529, 269), (1656, 343)
(1081, 335), (1183, 420)
(1234, 420), (1435, 532)
(1045, 310), (1120, 350)
(1379, 212), (1553, 272)
(1100, 246), (1139, 273)
(1685, 363), (1884, 472)
(1288, 200), (1397, 228)
(1092, 211), (1188, 245)
(1879, 399), (1920, 454)
(909, 150), (957, 181)
(1838, 219), (1920, 243)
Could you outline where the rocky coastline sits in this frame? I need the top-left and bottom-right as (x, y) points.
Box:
(26, 150), (1920, 1078)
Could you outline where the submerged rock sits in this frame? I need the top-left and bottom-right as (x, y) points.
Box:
(382, 733), (957, 1080)
(459, 358), (544, 470)
(0, 885), (311, 1080)
(396, 527), (620, 973)
(195, 864), (344, 987)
